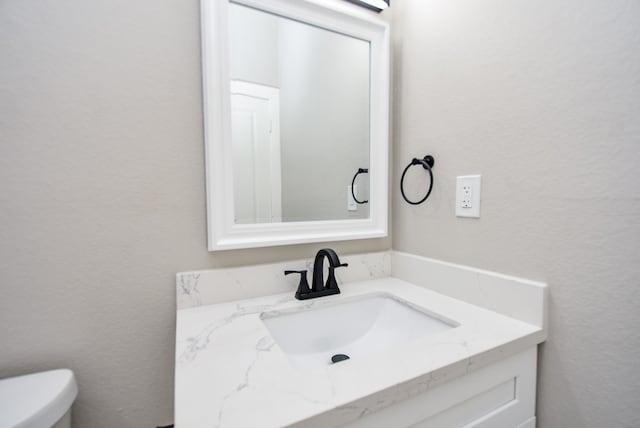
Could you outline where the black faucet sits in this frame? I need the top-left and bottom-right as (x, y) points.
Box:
(284, 248), (348, 300)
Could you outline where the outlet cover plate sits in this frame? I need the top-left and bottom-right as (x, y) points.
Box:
(456, 175), (481, 218)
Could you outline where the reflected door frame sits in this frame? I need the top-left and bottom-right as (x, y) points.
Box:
(230, 80), (282, 223)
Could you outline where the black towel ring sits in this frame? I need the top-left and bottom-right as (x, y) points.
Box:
(351, 168), (369, 204)
(400, 155), (435, 205)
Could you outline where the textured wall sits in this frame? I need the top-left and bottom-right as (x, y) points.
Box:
(392, 0), (640, 427)
(0, 1), (389, 426)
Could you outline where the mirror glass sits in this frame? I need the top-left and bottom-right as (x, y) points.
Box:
(228, 2), (371, 224)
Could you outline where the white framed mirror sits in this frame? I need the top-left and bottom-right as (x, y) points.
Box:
(201, 0), (390, 251)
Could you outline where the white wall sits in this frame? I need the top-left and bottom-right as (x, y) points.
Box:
(0, 1), (389, 427)
(278, 18), (370, 221)
(391, 0), (640, 426)
(228, 3), (279, 87)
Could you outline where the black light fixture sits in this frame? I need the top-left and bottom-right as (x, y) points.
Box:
(344, 0), (390, 13)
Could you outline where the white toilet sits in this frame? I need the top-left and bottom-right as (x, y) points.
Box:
(0, 369), (78, 428)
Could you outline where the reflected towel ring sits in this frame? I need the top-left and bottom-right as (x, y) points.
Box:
(351, 168), (369, 204)
(400, 155), (435, 205)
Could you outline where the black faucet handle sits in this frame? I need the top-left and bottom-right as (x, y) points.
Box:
(285, 270), (312, 299)
(325, 263), (347, 290)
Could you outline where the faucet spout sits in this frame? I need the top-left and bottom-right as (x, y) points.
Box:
(286, 248), (348, 300)
(312, 248), (348, 293)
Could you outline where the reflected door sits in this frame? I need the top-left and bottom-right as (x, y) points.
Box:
(230, 80), (282, 223)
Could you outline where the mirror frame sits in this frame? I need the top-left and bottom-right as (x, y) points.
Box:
(201, 0), (390, 251)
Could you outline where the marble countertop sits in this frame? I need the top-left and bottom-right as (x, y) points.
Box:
(174, 277), (545, 428)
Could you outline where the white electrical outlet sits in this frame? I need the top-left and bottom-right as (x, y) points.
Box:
(347, 185), (358, 211)
(461, 184), (473, 208)
(456, 175), (481, 218)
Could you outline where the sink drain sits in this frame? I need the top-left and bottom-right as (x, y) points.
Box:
(331, 354), (350, 364)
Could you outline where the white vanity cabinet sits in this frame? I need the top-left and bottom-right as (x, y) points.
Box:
(342, 348), (537, 428)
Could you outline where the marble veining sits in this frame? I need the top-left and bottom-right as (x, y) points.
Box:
(178, 296), (294, 366)
(175, 277), (546, 428)
(177, 273), (201, 307)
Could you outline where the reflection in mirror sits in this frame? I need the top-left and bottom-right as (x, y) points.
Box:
(228, 2), (370, 224)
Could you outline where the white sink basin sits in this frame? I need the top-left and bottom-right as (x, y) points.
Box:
(261, 293), (458, 368)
